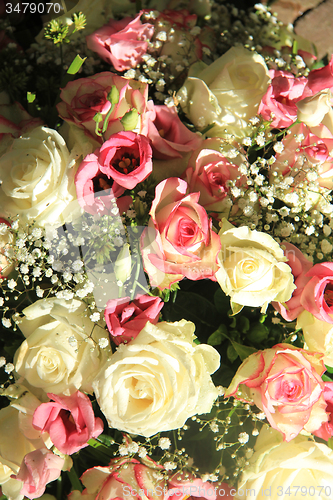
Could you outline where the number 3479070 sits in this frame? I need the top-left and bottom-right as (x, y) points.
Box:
(6, 3), (62, 14)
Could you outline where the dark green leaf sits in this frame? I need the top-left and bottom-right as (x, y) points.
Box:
(207, 324), (228, 346)
(227, 343), (238, 363)
(238, 316), (250, 333)
(247, 323), (269, 343)
(230, 340), (257, 361)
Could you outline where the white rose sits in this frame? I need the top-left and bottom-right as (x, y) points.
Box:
(177, 47), (269, 139)
(216, 220), (295, 313)
(235, 427), (333, 500)
(93, 320), (220, 437)
(297, 310), (333, 367)
(0, 126), (79, 227)
(0, 387), (45, 500)
(14, 298), (111, 395)
(297, 89), (333, 127)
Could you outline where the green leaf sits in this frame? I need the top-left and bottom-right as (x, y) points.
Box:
(227, 343), (238, 363)
(247, 323), (269, 343)
(238, 316), (250, 334)
(67, 54), (86, 75)
(323, 374), (333, 382)
(230, 340), (257, 361)
(326, 365), (333, 374)
(207, 324), (228, 346)
(121, 109), (139, 131)
(27, 91), (36, 103)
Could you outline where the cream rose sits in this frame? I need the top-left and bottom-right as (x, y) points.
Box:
(297, 310), (333, 367)
(297, 89), (333, 127)
(0, 126), (79, 227)
(177, 46), (269, 139)
(216, 221), (295, 313)
(14, 298), (111, 395)
(235, 427), (333, 500)
(93, 320), (220, 437)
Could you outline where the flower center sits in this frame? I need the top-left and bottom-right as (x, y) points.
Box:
(178, 218), (198, 246)
(112, 153), (139, 175)
(324, 283), (333, 307)
(93, 172), (114, 195)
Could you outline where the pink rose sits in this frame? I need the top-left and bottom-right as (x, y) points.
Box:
(32, 391), (103, 455)
(313, 382), (333, 440)
(86, 11), (154, 71)
(183, 143), (245, 216)
(300, 262), (333, 324)
(74, 152), (132, 216)
(272, 243), (312, 321)
(272, 122), (333, 190)
(166, 478), (216, 500)
(78, 458), (164, 500)
(14, 449), (64, 499)
(166, 476), (233, 500)
(141, 177), (221, 289)
(258, 70), (308, 128)
(225, 343), (328, 442)
(57, 72), (148, 143)
(146, 102), (202, 160)
(306, 55), (333, 95)
(104, 294), (163, 346)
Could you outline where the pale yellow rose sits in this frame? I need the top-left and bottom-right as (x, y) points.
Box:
(297, 90), (333, 127)
(235, 426), (333, 500)
(0, 126), (79, 227)
(177, 46), (270, 139)
(216, 221), (295, 313)
(297, 310), (333, 367)
(14, 298), (111, 395)
(93, 320), (220, 437)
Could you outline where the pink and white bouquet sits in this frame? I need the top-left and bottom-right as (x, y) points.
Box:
(1, 1), (333, 499)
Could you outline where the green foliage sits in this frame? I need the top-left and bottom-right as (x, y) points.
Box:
(0, 66), (28, 101)
(44, 19), (70, 44)
(72, 12), (87, 33)
(44, 12), (86, 45)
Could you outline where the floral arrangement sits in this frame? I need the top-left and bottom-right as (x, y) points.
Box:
(2, 1), (333, 499)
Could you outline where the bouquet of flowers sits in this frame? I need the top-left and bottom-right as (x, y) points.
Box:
(2, 0), (333, 498)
